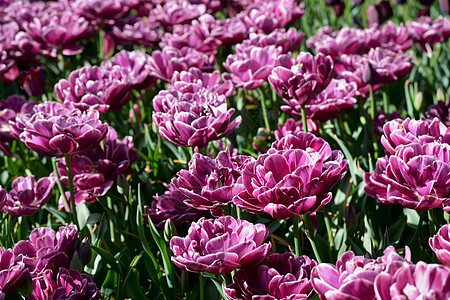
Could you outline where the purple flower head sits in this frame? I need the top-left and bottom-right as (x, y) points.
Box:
(197, 15), (249, 47)
(374, 262), (450, 300)
(19, 66), (46, 97)
(152, 89), (241, 148)
(407, 16), (450, 52)
(237, 27), (304, 54)
(364, 142), (450, 210)
(172, 150), (253, 216)
(13, 225), (78, 277)
(57, 128), (138, 207)
(234, 133), (348, 219)
(30, 268), (100, 300)
(144, 183), (206, 230)
(373, 110), (403, 136)
(281, 78), (357, 122)
(0, 95), (36, 143)
(0, 48), (18, 83)
(171, 68), (234, 98)
(274, 118), (320, 141)
(0, 20), (40, 62)
(55, 66), (131, 113)
(14, 101), (108, 157)
(111, 15), (161, 48)
(366, 22), (413, 52)
(0, 248), (31, 298)
(1, 175), (55, 218)
(0, 188), (6, 211)
(311, 246), (411, 300)
(240, 0), (304, 34)
(367, 0), (393, 26)
(23, 8), (89, 56)
(224, 253), (318, 300)
(170, 216), (271, 275)
(426, 100), (450, 127)
(152, 0), (206, 31)
(70, 0), (136, 25)
(101, 50), (156, 91)
(269, 52), (335, 108)
(223, 45), (282, 90)
(429, 224), (450, 267)
(148, 46), (215, 83)
(381, 117), (450, 155)
(361, 47), (414, 85)
(306, 26), (369, 60)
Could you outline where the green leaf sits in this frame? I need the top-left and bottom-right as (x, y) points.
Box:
(92, 246), (122, 273)
(121, 269), (149, 300)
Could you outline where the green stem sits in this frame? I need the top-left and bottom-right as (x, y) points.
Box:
(199, 274), (205, 300)
(58, 52), (66, 78)
(301, 105), (308, 133)
(428, 209), (436, 236)
(368, 84), (378, 160)
(303, 214), (322, 263)
(292, 215), (301, 257)
(65, 154), (80, 229)
(98, 21), (105, 61)
(383, 86), (390, 118)
(236, 205), (241, 220)
(52, 157), (70, 216)
(258, 88), (271, 132)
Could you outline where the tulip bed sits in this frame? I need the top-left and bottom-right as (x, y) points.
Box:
(1, 0), (450, 299)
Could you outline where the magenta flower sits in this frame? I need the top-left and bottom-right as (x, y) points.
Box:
(374, 110), (403, 136)
(101, 50), (156, 91)
(0, 248), (31, 298)
(367, 0), (393, 26)
(234, 133), (348, 219)
(195, 15), (248, 47)
(1, 175), (55, 218)
(223, 45), (282, 90)
(237, 27), (304, 54)
(366, 21), (413, 52)
(224, 253), (317, 300)
(171, 68), (234, 98)
(172, 150), (252, 215)
(311, 246), (411, 300)
(111, 15), (161, 48)
(274, 118), (320, 141)
(269, 52), (335, 107)
(148, 46), (215, 83)
(426, 100), (450, 127)
(144, 184), (206, 230)
(429, 224), (450, 267)
(381, 118), (450, 155)
(170, 216), (271, 275)
(19, 66), (46, 97)
(70, 0), (136, 25)
(364, 142), (450, 210)
(281, 78), (357, 122)
(30, 268), (100, 300)
(152, 89), (241, 148)
(407, 16), (450, 52)
(55, 66), (131, 113)
(152, 0), (206, 31)
(374, 262), (450, 300)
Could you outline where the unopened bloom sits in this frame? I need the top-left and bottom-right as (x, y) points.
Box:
(55, 66), (131, 113)
(224, 253), (317, 300)
(429, 224), (450, 267)
(268, 52), (334, 107)
(152, 89), (241, 148)
(170, 216), (271, 275)
(1, 175), (55, 218)
(19, 66), (46, 97)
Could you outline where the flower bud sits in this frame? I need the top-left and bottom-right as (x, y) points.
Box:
(19, 66), (46, 97)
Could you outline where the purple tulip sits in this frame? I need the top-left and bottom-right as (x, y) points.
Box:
(172, 150), (252, 216)
(152, 89), (241, 148)
(195, 15), (249, 47)
(111, 15), (161, 48)
(366, 22), (413, 52)
(70, 0), (136, 25)
(0, 188), (6, 211)
(223, 45), (282, 90)
(237, 27), (304, 54)
(1, 175), (55, 218)
(373, 110), (403, 136)
(0, 95), (36, 144)
(364, 142), (450, 210)
(152, 0), (206, 31)
(426, 100), (450, 127)
(144, 183), (206, 230)
(13, 101), (108, 157)
(381, 118), (450, 155)
(0, 248), (31, 298)
(171, 68), (234, 98)
(0, 48), (18, 83)
(239, 0), (304, 34)
(170, 216), (271, 275)
(224, 253), (317, 300)
(440, 0), (450, 13)
(274, 118), (321, 141)
(281, 78), (357, 122)
(101, 50), (156, 91)
(19, 66), (46, 97)
(374, 262), (450, 300)
(55, 66), (131, 113)
(56, 128), (138, 207)
(268, 52), (335, 108)
(234, 133), (348, 219)
(311, 246), (411, 300)
(30, 268), (100, 300)
(367, 0), (393, 26)
(429, 224), (450, 267)
(407, 16), (450, 52)
(148, 46), (215, 83)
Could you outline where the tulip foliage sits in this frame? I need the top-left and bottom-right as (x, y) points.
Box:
(0, 0), (450, 299)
